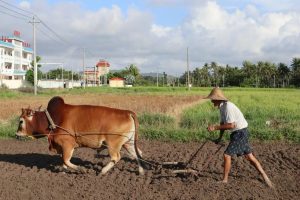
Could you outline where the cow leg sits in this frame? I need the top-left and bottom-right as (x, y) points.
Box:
(123, 143), (143, 158)
(101, 146), (121, 175)
(62, 146), (86, 173)
(123, 144), (144, 175)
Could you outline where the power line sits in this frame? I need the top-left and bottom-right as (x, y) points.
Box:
(0, 0), (70, 47)
(0, 0), (93, 76)
(0, 8), (28, 21)
(0, 0), (34, 15)
(36, 25), (65, 45)
(0, 4), (31, 19)
(38, 19), (71, 46)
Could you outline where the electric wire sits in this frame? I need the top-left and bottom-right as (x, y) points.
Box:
(38, 19), (71, 46)
(0, 0), (34, 15)
(0, 0), (100, 73)
(0, 3), (31, 19)
(0, 8), (28, 21)
(36, 26), (65, 45)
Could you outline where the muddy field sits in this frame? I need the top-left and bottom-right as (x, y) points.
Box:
(0, 139), (299, 200)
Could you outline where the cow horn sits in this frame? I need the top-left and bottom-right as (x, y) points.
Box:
(30, 110), (35, 116)
(37, 105), (42, 111)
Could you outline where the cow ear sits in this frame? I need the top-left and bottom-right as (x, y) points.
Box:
(21, 108), (25, 114)
(26, 109), (33, 116)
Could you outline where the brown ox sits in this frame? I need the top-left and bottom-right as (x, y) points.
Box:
(16, 96), (145, 175)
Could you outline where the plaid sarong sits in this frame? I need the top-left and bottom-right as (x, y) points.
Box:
(224, 128), (252, 156)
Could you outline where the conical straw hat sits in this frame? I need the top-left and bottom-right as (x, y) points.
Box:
(205, 87), (228, 101)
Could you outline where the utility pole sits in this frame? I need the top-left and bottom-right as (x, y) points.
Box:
(94, 65), (97, 86)
(187, 47), (190, 91)
(71, 65), (73, 88)
(82, 48), (86, 88)
(30, 16), (40, 95)
(156, 68), (159, 87)
(0, 59), (2, 87)
(222, 74), (225, 87)
(0, 49), (2, 86)
(61, 64), (64, 87)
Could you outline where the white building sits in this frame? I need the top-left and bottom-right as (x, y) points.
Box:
(0, 31), (33, 88)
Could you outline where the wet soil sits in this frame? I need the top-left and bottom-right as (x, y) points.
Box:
(0, 139), (299, 200)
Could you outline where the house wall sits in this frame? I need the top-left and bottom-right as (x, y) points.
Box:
(109, 80), (125, 87)
(38, 80), (81, 88)
(0, 79), (28, 89)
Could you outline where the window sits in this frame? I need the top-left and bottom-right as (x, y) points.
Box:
(14, 51), (21, 57)
(15, 64), (21, 70)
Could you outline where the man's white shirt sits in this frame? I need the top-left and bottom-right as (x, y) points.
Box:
(219, 101), (248, 132)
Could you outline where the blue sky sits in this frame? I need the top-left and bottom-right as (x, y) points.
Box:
(45, 0), (188, 26)
(1, 0), (300, 74)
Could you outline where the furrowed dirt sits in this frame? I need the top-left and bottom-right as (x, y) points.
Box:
(0, 139), (299, 200)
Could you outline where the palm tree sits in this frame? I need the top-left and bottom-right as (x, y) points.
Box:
(277, 63), (290, 87)
(291, 58), (300, 87)
(127, 64), (140, 78)
(242, 60), (256, 87)
(210, 62), (219, 87)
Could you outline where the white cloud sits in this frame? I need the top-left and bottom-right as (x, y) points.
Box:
(151, 24), (172, 37)
(19, 1), (31, 9)
(1, 0), (300, 75)
(181, 1), (300, 67)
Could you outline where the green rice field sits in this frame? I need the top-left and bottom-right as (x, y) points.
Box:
(0, 87), (299, 142)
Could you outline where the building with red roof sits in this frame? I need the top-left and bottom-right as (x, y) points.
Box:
(109, 77), (125, 87)
(84, 59), (110, 85)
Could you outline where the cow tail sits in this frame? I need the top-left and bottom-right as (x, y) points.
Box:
(130, 111), (148, 170)
(130, 111), (142, 159)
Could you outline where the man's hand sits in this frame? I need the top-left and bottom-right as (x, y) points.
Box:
(207, 125), (216, 132)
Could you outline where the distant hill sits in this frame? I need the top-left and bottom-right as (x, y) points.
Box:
(141, 72), (178, 79)
(141, 72), (163, 77)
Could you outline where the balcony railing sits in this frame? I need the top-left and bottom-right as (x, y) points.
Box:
(0, 69), (26, 75)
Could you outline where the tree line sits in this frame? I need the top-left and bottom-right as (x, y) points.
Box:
(26, 56), (300, 88)
(179, 58), (300, 88)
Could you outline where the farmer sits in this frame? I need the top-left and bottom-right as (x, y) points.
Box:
(206, 87), (274, 188)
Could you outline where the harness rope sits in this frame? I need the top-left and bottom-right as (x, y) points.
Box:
(42, 109), (157, 167)
(30, 110), (222, 171)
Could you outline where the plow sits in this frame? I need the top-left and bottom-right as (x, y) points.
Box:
(142, 140), (225, 175)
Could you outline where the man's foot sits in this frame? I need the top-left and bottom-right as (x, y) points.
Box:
(217, 180), (228, 184)
(263, 175), (275, 188)
(265, 180), (275, 188)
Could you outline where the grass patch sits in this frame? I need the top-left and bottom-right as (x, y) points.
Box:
(0, 88), (20, 99)
(139, 113), (175, 127)
(0, 117), (18, 138)
(179, 88), (300, 142)
(0, 87), (299, 143)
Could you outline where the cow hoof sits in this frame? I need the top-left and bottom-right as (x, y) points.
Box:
(78, 167), (87, 174)
(139, 168), (145, 175)
(100, 170), (108, 175)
